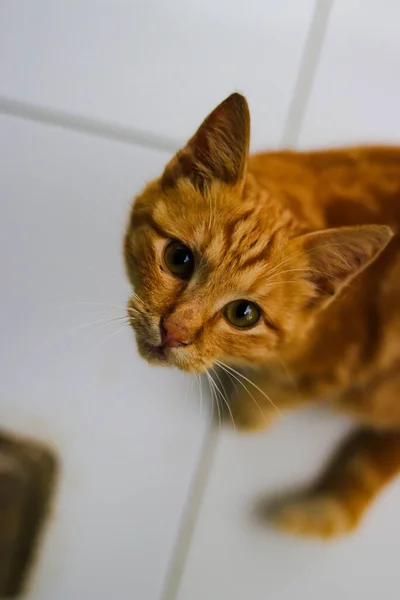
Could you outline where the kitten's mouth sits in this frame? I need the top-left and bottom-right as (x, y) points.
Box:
(139, 337), (209, 373)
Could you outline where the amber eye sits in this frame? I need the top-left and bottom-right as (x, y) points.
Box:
(163, 240), (194, 279)
(224, 300), (261, 329)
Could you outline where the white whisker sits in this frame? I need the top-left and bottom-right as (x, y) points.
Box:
(211, 368), (235, 431)
(205, 373), (216, 427)
(216, 363), (267, 423)
(198, 374), (204, 420)
(206, 372), (222, 430)
(64, 315), (129, 337)
(93, 324), (129, 350)
(216, 360), (283, 418)
(267, 267), (313, 282)
(194, 374), (204, 419)
(262, 255), (296, 280)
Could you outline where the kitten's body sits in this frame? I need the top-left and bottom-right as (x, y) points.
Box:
(246, 148), (400, 421)
(124, 95), (400, 538)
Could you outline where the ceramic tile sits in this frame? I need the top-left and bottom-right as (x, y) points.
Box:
(175, 409), (400, 600)
(0, 114), (207, 600)
(300, 0), (400, 146)
(0, 0), (316, 149)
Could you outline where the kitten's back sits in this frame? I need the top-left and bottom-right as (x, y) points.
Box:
(249, 146), (400, 231)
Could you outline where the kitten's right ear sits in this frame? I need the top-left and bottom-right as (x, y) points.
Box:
(293, 225), (393, 310)
(161, 93), (250, 192)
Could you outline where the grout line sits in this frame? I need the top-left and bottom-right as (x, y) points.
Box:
(0, 96), (180, 154)
(161, 423), (219, 600)
(281, 0), (335, 147)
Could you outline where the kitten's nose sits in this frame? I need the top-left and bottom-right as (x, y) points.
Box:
(160, 317), (193, 348)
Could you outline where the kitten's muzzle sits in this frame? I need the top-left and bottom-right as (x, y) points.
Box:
(159, 316), (193, 349)
(142, 318), (192, 364)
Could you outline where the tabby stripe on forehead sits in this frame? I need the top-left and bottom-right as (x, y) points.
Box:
(223, 210), (254, 253)
(240, 231), (277, 269)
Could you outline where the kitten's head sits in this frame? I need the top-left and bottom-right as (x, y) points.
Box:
(124, 94), (392, 373)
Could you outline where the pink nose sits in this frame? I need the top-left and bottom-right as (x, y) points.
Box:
(160, 318), (192, 348)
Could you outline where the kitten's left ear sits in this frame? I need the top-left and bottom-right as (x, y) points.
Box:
(161, 93), (250, 192)
(293, 225), (394, 310)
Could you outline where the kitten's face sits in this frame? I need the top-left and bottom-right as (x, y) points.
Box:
(124, 178), (307, 373)
(123, 94), (308, 373)
(124, 94), (392, 373)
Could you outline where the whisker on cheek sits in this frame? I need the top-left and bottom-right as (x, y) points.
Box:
(216, 360), (283, 419)
(195, 374), (205, 419)
(211, 368), (236, 431)
(93, 324), (130, 351)
(206, 372), (222, 431)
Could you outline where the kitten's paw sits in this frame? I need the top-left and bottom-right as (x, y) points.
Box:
(274, 496), (356, 539)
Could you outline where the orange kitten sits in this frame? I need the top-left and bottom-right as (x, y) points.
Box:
(124, 93), (400, 539)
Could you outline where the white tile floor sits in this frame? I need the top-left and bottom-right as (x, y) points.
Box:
(1, 1), (400, 599)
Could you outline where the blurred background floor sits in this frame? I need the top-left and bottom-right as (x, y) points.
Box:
(1, 1), (400, 599)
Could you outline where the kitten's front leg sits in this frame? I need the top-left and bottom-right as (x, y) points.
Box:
(273, 428), (400, 538)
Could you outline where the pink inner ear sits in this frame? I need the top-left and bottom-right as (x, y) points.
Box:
(300, 225), (393, 307)
(307, 270), (336, 299)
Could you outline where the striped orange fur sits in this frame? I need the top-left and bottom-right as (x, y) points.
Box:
(124, 94), (400, 538)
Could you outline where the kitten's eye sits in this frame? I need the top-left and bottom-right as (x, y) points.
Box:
(164, 240), (194, 280)
(224, 300), (261, 329)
